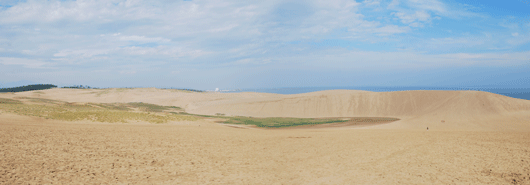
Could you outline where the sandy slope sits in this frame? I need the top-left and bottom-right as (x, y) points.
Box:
(1, 113), (529, 184)
(1, 88), (530, 184)
(7, 88), (530, 131)
(0, 114), (530, 184)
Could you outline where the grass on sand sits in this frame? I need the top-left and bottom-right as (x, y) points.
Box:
(222, 117), (350, 128)
(2, 97), (399, 128)
(0, 98), (22, 104)
(0, 97), (196, 124)
(172, 112), (398, 128)
(220, 117), (399, 128)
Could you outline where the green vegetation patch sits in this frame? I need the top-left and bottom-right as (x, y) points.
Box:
(16, 97), (64, 104)
(176, 113), (400, 128)
(87, 102), (182, 112)
(0, 98), (196, 124)
(89, 103), (131, 111)
(169, 113), (394, 128)
(349, 117), (399, 122)
(0, 98), (22, 104)
(1, 96), (399, 127)
(222, 117), (350, 128)
(126, 102), (182, 112)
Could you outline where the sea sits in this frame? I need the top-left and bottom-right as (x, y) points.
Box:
(228, 86), (530, 100)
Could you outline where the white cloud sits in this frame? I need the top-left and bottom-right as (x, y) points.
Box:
(292, 49), (530, 70)
(0, 0), (525, 88)
(0, 0), (417, 66)
(0, 0), (411, 49)
(427, 37), (484, 46)
(0, 0), (159, 24)
(0, 57), (49, 68)
(227, 58), (272, 66)
(364, 0), (381, 6)
(208, 24), (239, 33)
(119, 70), (137, 75)
(119, 35), (170, 43)
(348, 22), (410, 37)
(438, 52), (530, 66)
(505, 33), (530, 46)
(118, 46), (206, 58)
(53, 49), (111, 58)
(392, 10), (431, 26)
(373, 25), (410, 36)
(405, 0), (446, 14)
(388, 0), (400, 8)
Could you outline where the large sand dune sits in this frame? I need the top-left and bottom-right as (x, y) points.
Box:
(8, 88), (530, 131)
(1, 88), (530, 184)
(192, 90), (530, 131)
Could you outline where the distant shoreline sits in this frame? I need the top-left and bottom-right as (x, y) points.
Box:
(224, 86), (530, 100)
(2, 85), (529, 100)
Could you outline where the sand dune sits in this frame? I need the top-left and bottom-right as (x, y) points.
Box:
(5, 88), (530, 131)
(191, 90), (530, 130)
(2, 88), (530, 184)
(1, 114), (528, 184)
(193, 90), (530, 117)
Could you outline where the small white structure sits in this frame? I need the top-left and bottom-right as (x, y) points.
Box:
(215, 88), (219, 92)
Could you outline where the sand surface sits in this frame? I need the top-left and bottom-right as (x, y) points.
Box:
(1, 88), (530, 184)
(9, 88), (530, 131)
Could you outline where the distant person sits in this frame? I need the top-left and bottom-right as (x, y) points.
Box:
(427, 127), (429, 131)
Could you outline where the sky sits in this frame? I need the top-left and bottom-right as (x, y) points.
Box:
(0, 0), (529, 90)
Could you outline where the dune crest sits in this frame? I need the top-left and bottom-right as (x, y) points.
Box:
(188, 90), (530, 131)
(6, 88), (530, 131)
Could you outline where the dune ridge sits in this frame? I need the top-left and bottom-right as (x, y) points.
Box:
(5, 88), (530, 131)
(192, 90), (530, 116)
(190, 90), (530, 130)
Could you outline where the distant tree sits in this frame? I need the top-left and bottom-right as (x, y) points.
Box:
(62, 85), (94, 89)
(0, 84), (57, 92)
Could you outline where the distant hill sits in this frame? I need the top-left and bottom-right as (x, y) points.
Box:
(0, 84), (57, 92)
(188, 90), (530, 131)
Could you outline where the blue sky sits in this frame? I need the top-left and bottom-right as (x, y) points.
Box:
(0, 0), (529, 90)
